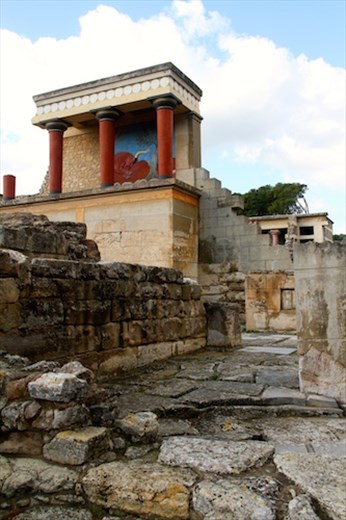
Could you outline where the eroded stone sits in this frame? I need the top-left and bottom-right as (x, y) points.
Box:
(275, 452), (346, 520)
(82, 461), (197, 519)
(193, 478), (275, 520)
(28, 373), (89, 403)
(43, 427), (109, 465)
(158, 436), (274, 475)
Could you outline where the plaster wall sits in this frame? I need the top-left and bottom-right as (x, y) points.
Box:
(294, 242), (346, 403)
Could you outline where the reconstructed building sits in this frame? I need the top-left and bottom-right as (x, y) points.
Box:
(0, 63), (335, 332)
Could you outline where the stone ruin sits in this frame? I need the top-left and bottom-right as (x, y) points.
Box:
(0, 212), (218, 370)
(0, 213), (345, 520)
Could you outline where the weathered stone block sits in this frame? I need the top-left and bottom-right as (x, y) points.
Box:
(65, 299), (111, 325)
(205, 302), (241, 348)
(0, 278), (19, 303)
(159, 436), (274, 475)
(0, 303), (20, 332)
(114, 412), (158, 441)
(43, 427), (109, 465)
(82, 461), (196, 519)
(20, 299), (64, 329)
(28, 373), (89, 403)
(0, 249), (29, 278)
(98, 348), (138, 374)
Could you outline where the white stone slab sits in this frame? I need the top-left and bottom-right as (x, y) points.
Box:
(240, 346), (297, 355)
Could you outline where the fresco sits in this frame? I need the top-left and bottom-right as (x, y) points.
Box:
(114, 122), (157, 183)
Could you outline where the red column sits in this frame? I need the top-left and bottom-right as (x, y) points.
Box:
(152, 96), (178, 178)
(3, 175), (16, 200)
(46, 121), (69, 195)
(270, 229), (280, 246)
(96, 109), (120, 188)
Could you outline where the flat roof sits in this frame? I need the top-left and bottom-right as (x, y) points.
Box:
(32, 62), (202, 129)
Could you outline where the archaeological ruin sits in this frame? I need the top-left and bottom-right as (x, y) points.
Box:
(0, 63), (345, 519)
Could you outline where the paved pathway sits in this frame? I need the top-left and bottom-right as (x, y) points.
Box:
(1, 333), (345, 520)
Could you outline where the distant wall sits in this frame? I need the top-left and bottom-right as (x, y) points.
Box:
(245, 272), (296, 332)
(294, 242), (346, 403)
(196, 169), (293, 274)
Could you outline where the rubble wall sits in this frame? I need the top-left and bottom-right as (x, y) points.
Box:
(294, 242), (346, 403)
(0, 214), (206, 372)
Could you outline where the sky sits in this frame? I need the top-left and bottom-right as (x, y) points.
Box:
(0, 0), (345, 233)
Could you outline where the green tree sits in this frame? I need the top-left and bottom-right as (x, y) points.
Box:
(242, 183), (308, 217)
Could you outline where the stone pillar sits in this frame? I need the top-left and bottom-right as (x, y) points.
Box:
(270, 229), (280, 246)
(151, 96), (178, 178)
(46, 121), (69, 195)
(96, 109), (120, 188)
(3, 175), (16, 200)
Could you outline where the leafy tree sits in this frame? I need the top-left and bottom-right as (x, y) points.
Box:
(333, 233), (346, 242)
(241, 183), (309, 217)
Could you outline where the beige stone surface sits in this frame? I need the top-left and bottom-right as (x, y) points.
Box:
(82, 461), (197, 519)
(275, 452), (346, 520)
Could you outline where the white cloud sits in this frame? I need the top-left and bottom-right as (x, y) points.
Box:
(0, 1), (345, 229)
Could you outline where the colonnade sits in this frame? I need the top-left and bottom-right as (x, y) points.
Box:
(45, 95), (178, 195)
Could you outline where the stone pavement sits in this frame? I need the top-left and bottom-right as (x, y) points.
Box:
(1, 333), (345, 520)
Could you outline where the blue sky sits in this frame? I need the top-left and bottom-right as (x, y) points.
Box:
(1, 0), (345, 232)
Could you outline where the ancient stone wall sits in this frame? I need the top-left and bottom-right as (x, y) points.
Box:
(40, 128), (100, 195)
(198, 261), (246, 323)
(195, 168), (294, 329)
(196, 168), (293, 273)
(0, 214), (206, 372)
(294, 242), (346, 403)
(245, 271), (296, 332)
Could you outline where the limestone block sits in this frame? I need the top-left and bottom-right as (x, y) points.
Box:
(205, 302), (241, 348)
(99, 322), (121, 350)
(114, 412), (158, 442)
(51, 404), (90, 430)
(82, 461), (196, 519)
(43, 427), (109, 465)
(64, 299), (111, 325)
(31, 258), (80, 279)
(299, 347), (346, 404)
(175, 337), (206, 355)
(98, 348), (138, 374)
(0, 455), (78, 497)
(192, 478), (275, 520)
(65, 325), (101, 354)
(287, 495), (321, 520)
(0, 302), (20, 332)
(1, 401), (34, 431)
(0, 249), (29, 278)
(137, 342), (174, 367)
(28, 373), (89, 403)
(0, 278), (19, 304)
(158, 436), (274, 475)
(60, 360), (94, 382)
(20, 299), (64, 329)
(275, 453), (346, 520)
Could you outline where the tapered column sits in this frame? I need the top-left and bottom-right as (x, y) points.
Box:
(96, 109), (120, 188)
(270, 229), (280, 246)
(3, 175), (16, 200)
(46, 121), (69, 194)
(151, 96), (178, 178)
